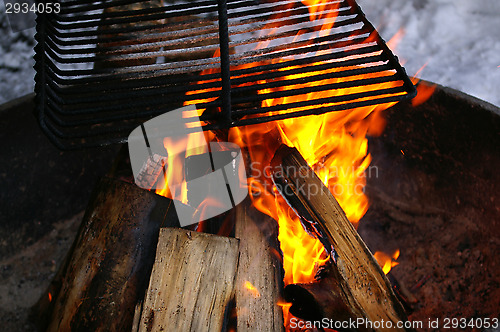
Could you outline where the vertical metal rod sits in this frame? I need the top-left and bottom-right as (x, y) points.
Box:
(217, 0), (232, 124)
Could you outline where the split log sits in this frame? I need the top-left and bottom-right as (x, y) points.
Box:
(234, 198), (285, 332)
(271, 145), (412, 331)
(134, 228), (239, 332)
(134, 153), (166, 189)
(46, 177), (179, 332)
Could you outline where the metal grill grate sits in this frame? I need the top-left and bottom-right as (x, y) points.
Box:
(34, 0), (416, 149)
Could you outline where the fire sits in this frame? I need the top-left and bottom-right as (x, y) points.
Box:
(243, 281), (261, 298)
(152, 0), (433, 329)
(154, 124), (216, 204)
(410, 63), (437, 106)
(387, 29), (405, 51)
(230, 87), (391, 327)
(374, 249), (400, 275)
(227, 2), (404, 327)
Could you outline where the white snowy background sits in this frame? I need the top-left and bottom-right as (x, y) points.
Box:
(1, 0), (499, 107)
(357, 0), (500, 108)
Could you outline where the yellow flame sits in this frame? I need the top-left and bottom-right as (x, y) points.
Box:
(152, 0), (433, 329)
(374, 249), (400, 275)
(244, 281), (261, 298)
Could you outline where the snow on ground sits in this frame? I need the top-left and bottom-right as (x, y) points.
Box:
(0, 2), (36, 104)
(357, 0), (500, 107)
(1, 0), (499, 107)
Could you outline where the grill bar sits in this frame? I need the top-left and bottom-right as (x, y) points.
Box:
(35, 0), (416, 149)
(47, 52), (385, 105)
(41, 29), (373, 83)
(43, 71), (400, 126)
(43, 55), (390, 112)
(217, 0), (232, 123)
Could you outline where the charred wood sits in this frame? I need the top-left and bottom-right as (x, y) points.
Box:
(271, 145), (412, 331)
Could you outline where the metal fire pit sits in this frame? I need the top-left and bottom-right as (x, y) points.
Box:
(34, 0), (416, 149)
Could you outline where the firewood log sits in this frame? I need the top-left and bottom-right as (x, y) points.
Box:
(134, 228), (240, 332)
(46, 177), (179, 332)
(284, 263), (365, 331)
(271, 145), (413, 332)
(234, 198), (285, 332)
(134, 153), (166, 189)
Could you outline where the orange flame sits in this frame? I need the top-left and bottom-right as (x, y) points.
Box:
(154, 125), (215, 201)
(410, 63), (437, 106)
(244, 281), (261, 298)
(374, 249), (400, 275)
(226, 5), (406, 328)
(387, 29), (405, 52)
(152, 0), (432, 329)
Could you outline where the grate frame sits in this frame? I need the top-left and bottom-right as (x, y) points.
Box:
(34, 0), (416, 149)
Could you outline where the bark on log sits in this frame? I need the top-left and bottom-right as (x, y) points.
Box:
(135, 228), (239, 332)
(46, 177), (179, 332)
(271, 145), (412, 332)
(234, 198), (285, 332)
